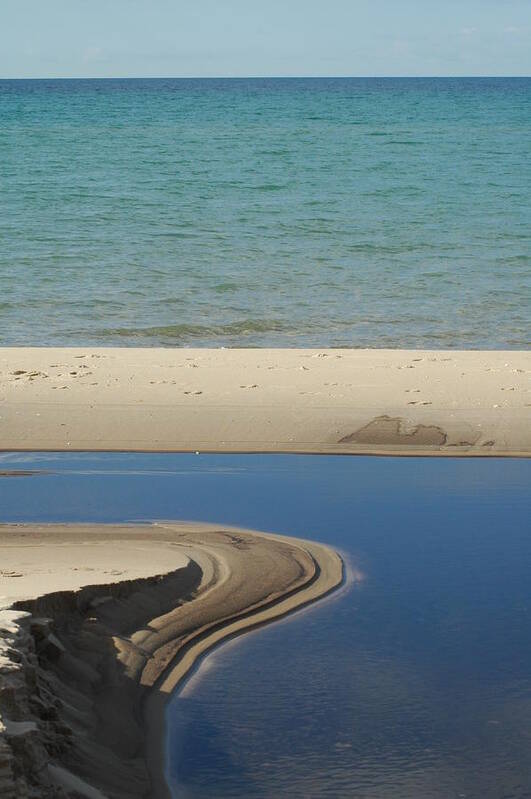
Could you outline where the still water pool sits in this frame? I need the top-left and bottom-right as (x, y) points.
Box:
(1, 453), (530, 798)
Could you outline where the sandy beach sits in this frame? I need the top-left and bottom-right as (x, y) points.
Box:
(0, 522), (343, 798)
(0, 347), (528, 795)
(1, 347), (529, 456)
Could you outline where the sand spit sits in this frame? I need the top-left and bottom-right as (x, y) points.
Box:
(0, 522), (343, 799)
(0, 347), (529, 456)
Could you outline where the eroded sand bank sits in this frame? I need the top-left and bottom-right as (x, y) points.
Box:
(0, 522), (343, 799)
(0, 348), (529, 456)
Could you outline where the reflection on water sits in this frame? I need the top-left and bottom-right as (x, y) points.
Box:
(1, 453), (530, 798)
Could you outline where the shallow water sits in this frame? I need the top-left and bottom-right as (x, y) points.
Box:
(1, 78), (530, 348)
(1, 453), (530, 797)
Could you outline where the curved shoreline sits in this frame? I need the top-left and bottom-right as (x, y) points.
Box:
(143, 530), (344, 799)
(0, 522), (343, 799)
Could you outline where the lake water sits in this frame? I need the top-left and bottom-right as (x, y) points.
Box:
(1, 78), (530, 349)
(1, 453), (530, 797)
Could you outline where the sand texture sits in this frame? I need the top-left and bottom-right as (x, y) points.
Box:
(0, 522), (343, 798)
(0, 348), (529, 457)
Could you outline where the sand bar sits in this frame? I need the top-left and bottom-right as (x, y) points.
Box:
(0, 348), (529, 456)
(0, 522), (343, 798)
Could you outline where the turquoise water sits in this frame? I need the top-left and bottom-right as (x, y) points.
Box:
(1, 453), (531, 797)
(1, 78), (530, 348)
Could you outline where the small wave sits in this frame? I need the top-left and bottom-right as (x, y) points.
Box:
(247, 184), (287, 191)
(387, 140), (423, 145)
(95, 319), (294, 341)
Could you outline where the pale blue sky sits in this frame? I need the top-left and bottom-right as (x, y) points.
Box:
(1, 0), (530, 78)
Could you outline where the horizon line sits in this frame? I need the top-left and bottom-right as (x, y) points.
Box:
(1, 74), (529, 81)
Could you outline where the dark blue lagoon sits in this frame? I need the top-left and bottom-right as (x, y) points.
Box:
(1, 453), (530, 798)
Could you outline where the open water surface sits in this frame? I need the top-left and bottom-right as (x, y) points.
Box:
(1, 453), (530, 797)
(1, 78), (530, 348)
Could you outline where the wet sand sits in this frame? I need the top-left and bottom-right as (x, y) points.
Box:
(0, 522), (343, 798)
(0, 347), (529, 456)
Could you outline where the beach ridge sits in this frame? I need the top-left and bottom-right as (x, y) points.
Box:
(0, 522), (343, 799)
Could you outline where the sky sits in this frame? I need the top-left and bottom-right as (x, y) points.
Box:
(1, 0), (530, 78)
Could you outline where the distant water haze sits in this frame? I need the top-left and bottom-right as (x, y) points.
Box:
(1, 77), (529, 349)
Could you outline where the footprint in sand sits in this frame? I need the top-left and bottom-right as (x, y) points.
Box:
(0, 570), (24, 578)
